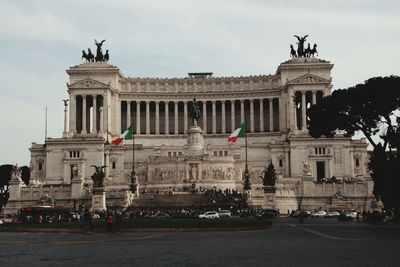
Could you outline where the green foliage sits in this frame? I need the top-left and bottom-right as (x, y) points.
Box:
(263, 162), (276, 186)
(308, 76), (400, 221)
(243, 167), (251, 191)
(308, 76), (400, 149)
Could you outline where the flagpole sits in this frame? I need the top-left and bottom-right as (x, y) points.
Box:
(45, 107), (48, 141)
(130, 119), (137, 194)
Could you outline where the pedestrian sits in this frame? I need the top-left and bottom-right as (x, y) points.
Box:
(106, 212), (114, 233)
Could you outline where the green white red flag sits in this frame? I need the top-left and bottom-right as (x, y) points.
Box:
(228, 123), (246, 143)
(112, 125), (134, 145)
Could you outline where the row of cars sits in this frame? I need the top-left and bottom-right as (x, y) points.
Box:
(293, 210), (359, 220)
(198, 209), (279, 219)
(198, 210), (232, 219)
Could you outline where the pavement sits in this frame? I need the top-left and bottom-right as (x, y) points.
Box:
(1, 217), (400, 267)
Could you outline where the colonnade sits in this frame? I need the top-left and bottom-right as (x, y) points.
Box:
(293, 90), (324, 131)
(69, 94), (104, 134)
(120, 98), (281, 135)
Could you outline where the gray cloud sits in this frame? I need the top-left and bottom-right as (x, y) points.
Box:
(0, 0), (399, 164)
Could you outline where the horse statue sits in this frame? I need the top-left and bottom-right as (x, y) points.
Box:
(189, 98), (201, 126)
(81, 48), (94, 62)
(290, 44), (297, 58)
(304, 43), (311, 57)
(94, 39), (106, 62)
(104, 50), (110, 62)
(90, 165), (107, 188)
(294, 35), (308, 57)
(310, 44), (318, 57)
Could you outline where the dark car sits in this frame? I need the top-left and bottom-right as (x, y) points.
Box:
(254, 209), (278, 219)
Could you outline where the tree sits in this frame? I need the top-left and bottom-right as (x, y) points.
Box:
(0, 164), (13, 212)
(262, 162), (276, 187)
(243, 167), (251, 191)
(308, 76), (400, 221)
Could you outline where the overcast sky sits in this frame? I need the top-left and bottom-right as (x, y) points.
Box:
(0, 0), (399, 165)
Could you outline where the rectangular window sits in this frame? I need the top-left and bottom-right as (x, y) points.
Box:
(279, 159), (283, 167)
(316, 161), (325, 180)
(38, 163), (42, 171)
(112, 162), (116, 169)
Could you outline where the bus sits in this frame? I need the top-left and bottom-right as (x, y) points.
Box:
(19, 206), (71, 223)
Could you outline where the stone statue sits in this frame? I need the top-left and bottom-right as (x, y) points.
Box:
(294, 35), (308, 57)
(94, 39), (106, 62)
(310, 44), (318, 57)
(90, 165), (107, 187)
(104, 50), (110, 62)
(62, 99), (69, 107)
(290, 44), (297, 58)
(189, 98), (201, 125)
(191, 164), (198, 180)
(82, 48), (94, 62)
(72, 164), (81, 180)
(302, 160), (312, 176)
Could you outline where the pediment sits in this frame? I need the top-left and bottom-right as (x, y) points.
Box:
(68, 78), (110, 89)
(288, 74), (331, 85)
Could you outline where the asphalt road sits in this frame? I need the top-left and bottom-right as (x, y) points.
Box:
(1, 217), (400, 267)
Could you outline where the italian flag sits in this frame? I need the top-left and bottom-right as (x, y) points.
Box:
(112, 125), (134, 145)
(228, 123), (246, 143)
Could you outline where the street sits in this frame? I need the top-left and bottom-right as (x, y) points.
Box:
(1, 217), (400, 267)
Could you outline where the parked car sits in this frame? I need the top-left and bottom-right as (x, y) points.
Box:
(311, 211), (327, 218)
(198, 211), (219, 219)
(254, 209), (278, 219)
(218, 210), (232, 217)
(325, 211), (340, 218)
(345, 211), (358, 219)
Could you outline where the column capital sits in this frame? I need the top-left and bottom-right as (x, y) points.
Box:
(249, 99), (254, 103)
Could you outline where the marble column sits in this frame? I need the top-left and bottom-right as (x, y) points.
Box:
(126, 100), (131, 129)
(165, 101), (169, 135)
(82, 95), (87, 134)
(221, 100), (226, 134)
(212, 101), (216, 134)
(269, 98), (273, 132)
(69, 94), (76, 133)
(301, 91), (307, 130)
(99, 106), (103, 133)
(92, 95), (97, 133)
(250, 99), (254, 133)
(202, 101), (207, 133)
(136, 101), (141, 135)
(183, 101), (188, 132)
(146, 101), (150, 134)
(63, 101), (68, 137)
(231, 100), (235, 130)
(155, 101), (160, 134)
(312, 91), (317, 105)
(174, 101), (179, 135)
(240, 100), (244, 124)
(278, 97), (283, 132)
(289, 91), (296, 130)
(259, 98), (264, 132)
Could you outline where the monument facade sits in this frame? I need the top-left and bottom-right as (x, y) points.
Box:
(3, 39), (377, 214)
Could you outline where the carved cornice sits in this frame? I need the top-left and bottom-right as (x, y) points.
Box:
(117, 88), (284, 101)
(287, 74), (331, 85)
(68, 78), (111, 89)
(67, 63), (124, 77)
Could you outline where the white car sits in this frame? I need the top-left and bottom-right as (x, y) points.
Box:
(325, 211), (340, 218)
(218, 210), (232, 217)
(346, 211), (358, 219)
(199, 211), (220, 219)
(312, 211), (327, 218)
